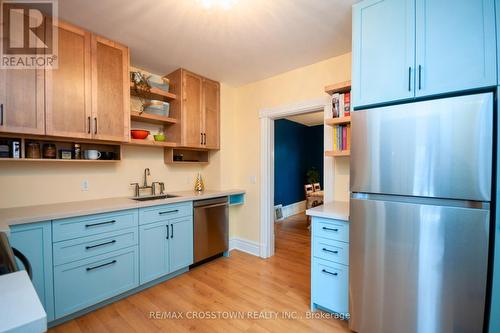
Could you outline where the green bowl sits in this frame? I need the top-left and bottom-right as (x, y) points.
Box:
(154, 134), (166, 142)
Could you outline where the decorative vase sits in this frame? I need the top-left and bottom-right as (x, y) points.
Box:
(194, 173), (205, 192)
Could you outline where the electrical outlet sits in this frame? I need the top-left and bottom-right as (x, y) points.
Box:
(81, 179), (89, 192)
(249, 175), (257, 184)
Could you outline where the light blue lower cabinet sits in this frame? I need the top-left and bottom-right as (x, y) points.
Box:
(169, 216), (194, 272)
(139, 221), (169, 284)
(311, 258), (349, 314)
(139, 215), (193, 284)
(53, 246), (139, 319)
(9, 222), (55, 322)
(311, 216), (349, 316)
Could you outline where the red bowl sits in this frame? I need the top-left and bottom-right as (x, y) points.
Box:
(131, 130), (150, 140)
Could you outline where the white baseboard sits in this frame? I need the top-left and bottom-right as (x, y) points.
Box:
(229, 237), (260, 257)
(280, 200), (306, 219)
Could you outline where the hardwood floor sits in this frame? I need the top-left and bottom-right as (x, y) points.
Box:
(50, 212), (351, 333)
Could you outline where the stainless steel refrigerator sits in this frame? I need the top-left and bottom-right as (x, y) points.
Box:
(349, 93), (493, 333)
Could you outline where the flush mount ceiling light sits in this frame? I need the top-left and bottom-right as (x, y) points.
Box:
(196, 0), (238, 10)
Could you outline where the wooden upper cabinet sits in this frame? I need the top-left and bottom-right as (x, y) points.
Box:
(91, 35), (130, 142)
(0, 18), (45, 135)
(45, 20), (92, 139)
(0, 68), (45, 135)
(202, 79), (220, 149)
(183, 71), (203, 148)
(166, 69), (220, 150)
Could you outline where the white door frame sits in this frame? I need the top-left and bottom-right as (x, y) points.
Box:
(259, 96), (331, 258)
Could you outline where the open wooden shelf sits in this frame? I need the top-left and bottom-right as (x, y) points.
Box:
(325, 81), (351, 95)
(325, 150), (350, 157)
(130, 83), (177, 102)
(325, 116), (351, 126)
(165, 148), (209, 164)
(128, 139), (177, 148)
(130, 111), (177, 125)
(0, 158), (118, 163)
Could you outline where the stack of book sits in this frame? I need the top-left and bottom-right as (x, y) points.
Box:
(331, 92), (351, 118)
(333, 124), (351, 152)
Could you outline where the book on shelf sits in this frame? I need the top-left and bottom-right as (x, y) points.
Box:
(344, 92), (351, 117)
(330, 90), (352, 119)
(332, 93), (340, 118)
(333, 124), (351, 152)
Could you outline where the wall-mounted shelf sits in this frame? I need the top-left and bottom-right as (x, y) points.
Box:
(130, 83), (177, 102)
(0, 135), (122, 162)
(0, 158), (118, 163)
(130, 111), (177, 125)
(325, 81), (351, 95)
(325, 150), (350, 157)
(165, 148), (209, 164)
(325, 116), (351, 126)
(127, 139), (177, 148)
(229, 193), (245, 206)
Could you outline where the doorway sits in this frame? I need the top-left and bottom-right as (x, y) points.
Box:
(259, 96), (332, 258)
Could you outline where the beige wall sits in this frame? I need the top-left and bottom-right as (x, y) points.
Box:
(0, 54), (351, 244)
(0, 71), (236, 210)
(229, 53), (352, 243)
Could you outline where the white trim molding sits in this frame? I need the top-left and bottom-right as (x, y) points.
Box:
(229, 237), (260, 257)
(259, 96), (331, 259)
(278, 200), (307, 220)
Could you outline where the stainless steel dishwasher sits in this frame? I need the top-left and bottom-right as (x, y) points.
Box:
(193, 197), (228, 264)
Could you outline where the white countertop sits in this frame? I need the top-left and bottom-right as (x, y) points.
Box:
(306, 201), (349, 221)
(0, 189), (245, 231)
(0, 271), (47, 333)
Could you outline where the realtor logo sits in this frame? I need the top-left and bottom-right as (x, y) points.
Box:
(0, 0), (58, 68)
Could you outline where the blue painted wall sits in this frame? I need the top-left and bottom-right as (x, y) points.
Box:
(274, 119), (324, 206)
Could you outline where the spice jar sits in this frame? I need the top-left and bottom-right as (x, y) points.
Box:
(43, 143), (57, 159)
(26, 142), (41, 159)
(73, 143), (81, 159)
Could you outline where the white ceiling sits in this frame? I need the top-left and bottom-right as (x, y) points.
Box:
(58, 0), (356, 86)
(285, 111), (324, 127)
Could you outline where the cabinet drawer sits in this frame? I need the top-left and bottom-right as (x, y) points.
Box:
(53, 209), (138, 242)
(313, 217), (349, 242)
(53, 227), (138, 266)
(313, 237), (349, 266)
(312, 258), (348, 314)
(139, 202), (192, 225)
(54, 246), (139, 319)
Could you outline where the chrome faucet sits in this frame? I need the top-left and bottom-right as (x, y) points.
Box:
(130, 169), (165, 198)
(143, 168), (150, 188)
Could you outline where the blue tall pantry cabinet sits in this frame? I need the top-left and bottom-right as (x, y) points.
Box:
(352, 0), (497, 109)
(9, 222), (55, 321)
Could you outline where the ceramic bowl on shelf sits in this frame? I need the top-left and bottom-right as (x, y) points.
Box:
(130, 130), (150, 140)
(153, 134), (166, 142)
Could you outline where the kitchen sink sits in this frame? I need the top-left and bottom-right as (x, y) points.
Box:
(131, 194), (179, 201)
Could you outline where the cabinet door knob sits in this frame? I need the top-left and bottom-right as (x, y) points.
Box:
(171, 224), (174, 238)
(94, 117), (98, 134)
(201, 133), (203, 145)
(87, 116), (91, 134)
(166, 224), (169, 239)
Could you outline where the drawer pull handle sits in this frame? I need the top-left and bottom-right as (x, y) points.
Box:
(322, 227), (338, 232)
(85, 240), (116, 250)
(322, 248), (339, 254)
(322, 269), (338, 276)
(159, 209), (179, 215)
(85, 220), (116, 228)
(86, 260), (117, 272)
